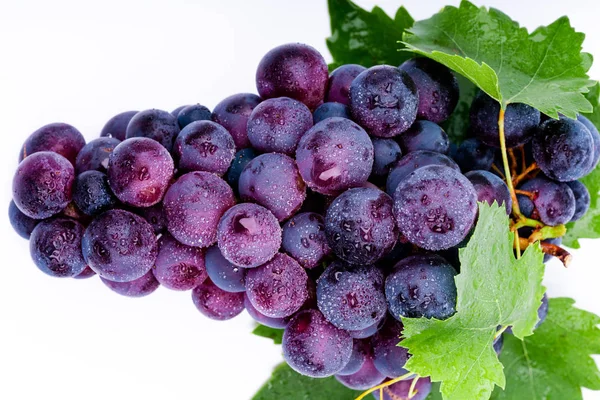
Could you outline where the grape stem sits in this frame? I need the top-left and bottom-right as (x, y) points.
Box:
(528, 224), (567, 243)
(512, 163), (539, 186)
(408, 375), (421, 399)
(355, 372), (414, 400)
(517, 237), (572, 267)
(495, 325), (508, 340)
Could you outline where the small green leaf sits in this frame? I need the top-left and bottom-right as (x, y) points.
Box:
(441, 74), (478, 143)
(491, 298), (600, 399)
(402, 0), (594, 117)
(426, 382), (443, 400)
(400, 203), (546, 400)
(565, 82), (600, 248)
(252, 325), (284, 345)
(252, 363), (360, 400)
(327, 0), (414, 69)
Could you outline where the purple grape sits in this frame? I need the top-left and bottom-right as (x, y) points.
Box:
(100, 111), (138, 141)
(226, 148), (257, 195)
(566, 180), (590, 221)
(518, 194), (536, 219)
(247, 97), (313, 155)
(282, 309), (353, 378)
(135, 203), (166, 234)
(313, 102), (350, 124)
(519, 176), (575, 226)
(372, 377), (432, 400)
(125, 109), (180, 152)
(9, 200), (40, 239)
(191, 279), (245, 321)
(281, 212), (331, 269)
(386, 150), (459, 196)
(399, 58), (459, 123)
(349, 313), (387, 339)
(245, 253), (308, 318)
(101, 270), (159, 298)
(325, 187), (398, 265)
(72, 171), (118, 216)
(577, 114), (600, 172)
(533, 117), (594, 182)
(386, 254), (458, 320)
(336, 353), (385, 390)
(153, 233), (207, 291)
(29, 218), (87, 278)
(338, 339), (369, 376)
(217, 203), (281, 268)
(393, 165), (477, 250)
(205, 245), (246, 293)
(171, 105), (189, 117)
(164, 171), (235, 248)
(173, 120), (235, 176)
(256, 43), (328, 110)
(450, 138), (495, 172)
(73, 266), (96, 280)
(371, 318), (410, 378)
(13, 152), (74, 219)
(327, 64), (366, 105)
(537, 293), (549, 328)
(397, 120), (449, 154)
(177, 104), (212, 129)
(317, 261), (386, 330)
(107, 138), (174, 208)
(349, 65), (418, 138)
(470, 91), (540, 148)
(19, 123), (85, 166)
(239, 153), (306, 221)
(244, 293), (289, 329)
(75, 137), (121, 174)
(82, 209), (158, 282)
(212, 93), (262, 149)
(296, 117), (374, 195)
(371, 138), (402, 179)
(465, 170), (512, 214)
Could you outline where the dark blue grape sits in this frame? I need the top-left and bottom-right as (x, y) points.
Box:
(337, 339), (369, 376)
(205, 245), (246, 293)
(566, 180), (590, 221)
(244, 293), (289, 329)
(212, 93), (262, 149)
(371, 138), (402, 179)
(349, 65), (418, 138)
(371, 318), (410, 377)
(135, 203), (166, 234)
(372, 377), (432, 400)
(282, 212), (331, 269)
(397, 120), (449, 154)
(399, 57), (459, 123)
(82, 209), (158, 282)
(533, 117), (594, 182)
(519, 176), (575, 226)
(518, 194), (535, 218)
(192, 279), (245, 321)
(153, 233), (207, 291)
(256, 43), (328, 110)
(385, 254), (458, 320)
(296, 118), (374, 195)
(30, 218), (87, 278)
(349, 313), (386, 340)
(282, 309), (353, 378)
(493, 333), (504, 356)
(75, 137), (121, 174)
(72, 171), (118, 216)
(577, 114), (600, 172)
(536, 293), (549, 328)
(451, 138), (495, 172)
(470, 91), (540, 148)
(317, 262), (386, 331)
(335, 353), (385, 390)
(13, 152), (74, 219)
(177, 104), (212, 129)
(9, 200), (40, 239)
(100, 111), (138, 141)
(325, 187), (397, 265)
(386, 150), (459, 196)
(171, 105), (188, 117)
(20, 123), (85, 166)
(327, 64), (366, 105)
(226, 148), (257, 194)
(313, 102), (350, 124)
(465, 170), (512, 214)
(125, 109), (180, 152)
(101, 270), (159, 298)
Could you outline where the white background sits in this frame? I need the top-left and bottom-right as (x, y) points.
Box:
(0, 0), (599, 399)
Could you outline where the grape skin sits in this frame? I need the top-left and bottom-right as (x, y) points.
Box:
(239, 153), (306, 221)
(125, 109), (180, 152)
(371, 318), (410, 378)
(566, 180), (590, 222)
(192, 279), (245, 321)
(519, 176), (576, 226)
(465, 170), (512, 214)
(281, 212), (331, 269)
(205, 245), (246, 293)
(337, 339), (369, 376)
(349, 65), (418, 138)
(326, 64), (366, 105)
(177, 104), (212, 129)
(313, 102), (350, 124)
(72, 171), (119, 216)
(450, 138), (495, 172)
(212, 93), (262, 149)
(226, 148), (257, 195)
(335, 353), (385, 390)
(9, 200), (40, 239)
(100, 111), (138, 141)
(372, 377), (432, 400)
(296, 117), (374, 195)
(371, 138), (402, 179)
(244, 293), (288, 329)
(13, 151), (74, 219)
(163, 171), (235, 248)
(101, 270), (160, 298)
(393, 165), (477, 251)
(135, 203), (166, 234)
(30, 218), (87, 278)
(73, 266), (96, 280)
(577, 114), (600, 172)
(153, 233), (208, 291)
(398, 120), (449, 154)
(282, 309), (353, 378)
(19, 122), (86, 166)
(75, 137), (121, 174)
(349, 313), (387, 339)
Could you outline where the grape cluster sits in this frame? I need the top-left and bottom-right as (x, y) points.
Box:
(10, 42), (597, 397)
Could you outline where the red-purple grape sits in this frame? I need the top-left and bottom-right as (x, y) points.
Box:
(335, 353), (385, 390)
(326, 64), (366, 105)
(211, 93), (262, 149)
(125, 109), (180, 152)
(371, 318), (410, 378)
(337, 339), (369, 376)
(73, 266), (96, 280)
(100, 111), (138, 141)
(397, 120), (449, 154)
(101, 270), (160, 298)
(372, 377), (432, 400)
(135, 203), (166, 234)
(9, 200), (41, 239)
(205, 245), (246, 293)
(244, 293), (289, 329)
(465, 170), (512, 214)
(519, 176), (575, 226)
(19, 123), (85, 166)
(281, 212), (331, 269)
(191, 279), (245, 321)
(75, 137), (121, 174)
(153, 233), (207, 291)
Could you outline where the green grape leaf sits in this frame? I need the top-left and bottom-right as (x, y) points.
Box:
(491, 298), (600, 399)
(426, 382), (443, 400)
(565, 82), (600, 248)
(252, 325), (284, 345)
(401, 0), (594, 117)
(400, 203), (546, 400)
(327, 0), (414, 69)
(252, 362), (360, 400)
(441, 74), (478, 143)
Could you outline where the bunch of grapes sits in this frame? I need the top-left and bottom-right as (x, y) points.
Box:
(10, 42), (597, 398)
